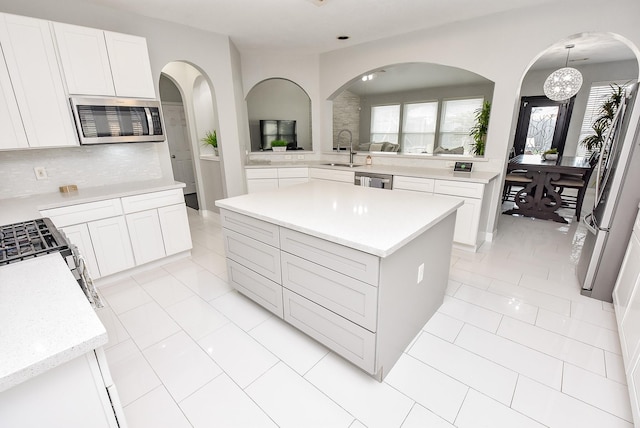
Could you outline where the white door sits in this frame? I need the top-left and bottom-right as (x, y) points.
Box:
(163, 103), (196, 194)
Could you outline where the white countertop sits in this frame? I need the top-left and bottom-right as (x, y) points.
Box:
(0, 254), (107, 392)
(215, 181), (462, 257)
(245, 162), (499, 184)
(0, 179), (185, 225)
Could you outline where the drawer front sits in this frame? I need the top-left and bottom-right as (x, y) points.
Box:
(121, 188), (184, 213)
(278, 167), (308, 179)
(282, 252), (377, 331)
(228, 259), (283, 318)
(220, 209), (280, 247)
(434, 179), (484, 199)
(308, 168), (354, 183)
(278, 177), (308, 188)
(280, 228), (379, 286)
(246, 168), (278, 179)
(223, 229), (281, 283)
(41, 198), (122, 227)
(283, 289), (376, 373)
(393, 176), (435, 193)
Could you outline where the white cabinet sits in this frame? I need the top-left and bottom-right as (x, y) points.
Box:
(54, 24), (155, 98)
(309, 168), (354, 184)
(613, 207), (640, 426)
(0, 13), (77, 149)
(158, 203), (193, 255)
(104, 31), (155, 98)
(61, 223), (101, 279)
(0, 350), (121, 428)
(434, 180), (485, 249)
(246, 167), (309, 194)
(53, 22), (115, 96)
(393, 176), (435, 193)
(88, 216), (135, 277)
(0, 53), (27, 150)
(125, 209), (166, 265)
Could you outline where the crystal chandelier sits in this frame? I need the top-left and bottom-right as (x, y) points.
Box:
(543, 44), (583, 101)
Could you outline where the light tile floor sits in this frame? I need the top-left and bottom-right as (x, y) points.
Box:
(95, 206), (633, 428)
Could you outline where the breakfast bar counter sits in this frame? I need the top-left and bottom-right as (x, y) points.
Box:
(216, 181), (461, 380)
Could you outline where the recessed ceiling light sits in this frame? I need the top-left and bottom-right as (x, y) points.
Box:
(337, 35), (350, 41)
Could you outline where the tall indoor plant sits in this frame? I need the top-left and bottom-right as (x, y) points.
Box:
(469, 101), (491, 156)
(581, 84), (625, 152)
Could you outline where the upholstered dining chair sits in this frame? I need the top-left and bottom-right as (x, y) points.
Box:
(550, 152), (599, 221)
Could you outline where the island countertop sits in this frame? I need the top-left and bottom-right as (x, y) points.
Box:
(215, 180), (462, 257)
(0, 254), (107, 392)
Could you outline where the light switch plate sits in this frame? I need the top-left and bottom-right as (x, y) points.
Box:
(34, 166), (48, 180)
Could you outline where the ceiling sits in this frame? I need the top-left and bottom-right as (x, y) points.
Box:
(79, 0), (559, 54)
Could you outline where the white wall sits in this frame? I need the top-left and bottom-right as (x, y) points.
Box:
(0, 0), (247, 198)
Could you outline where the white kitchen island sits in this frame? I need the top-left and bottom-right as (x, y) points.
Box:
(216, 181), (462, 380)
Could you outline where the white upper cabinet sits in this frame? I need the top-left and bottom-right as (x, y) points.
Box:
(0, 13), (77, 148)
(0, 54), (27, 150)
(53, 22), (115, 96)
(104, 31), (156, 98)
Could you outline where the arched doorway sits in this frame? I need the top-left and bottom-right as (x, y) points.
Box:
(159, 61), (225, 215)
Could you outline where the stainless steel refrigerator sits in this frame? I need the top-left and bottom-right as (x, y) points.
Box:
(578, 86), (640, 301)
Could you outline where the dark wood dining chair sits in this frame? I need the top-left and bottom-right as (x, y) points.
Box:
(550, 153), (598, 221)
(502, 171), (533, 203)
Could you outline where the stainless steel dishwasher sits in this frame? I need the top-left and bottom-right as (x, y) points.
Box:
(354, 171), (393, 189)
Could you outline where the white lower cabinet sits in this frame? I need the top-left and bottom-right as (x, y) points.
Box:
(88, 216), (135, 277)
(42, 188), (192, 279)
(126, 209), (166, 265)
(613, 207), (640, 425)
(61, 223), (100, 279)
(246, 167), (309, 193)
(227, 259), (284, 317)
(308, 168), (354, 184)
(0, 350), (122, 428)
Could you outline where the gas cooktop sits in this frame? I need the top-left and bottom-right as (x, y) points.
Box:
(0, 218), (69, 265)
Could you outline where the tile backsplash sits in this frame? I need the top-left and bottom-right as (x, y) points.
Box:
(0, 143), (164, 199)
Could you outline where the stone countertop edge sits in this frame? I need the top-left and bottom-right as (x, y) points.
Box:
(244, 162), (499, 184)
(216, 181), (463, 258)
(0, 179), (186, 225)
(0, 254), (108, 393)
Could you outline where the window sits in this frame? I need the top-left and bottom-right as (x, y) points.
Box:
(576, 81), (628, 157)
(369, 97), (484, 154)
(402, 102), (438, 154)
(439, 98), (483, 152)
(370, 105), (400, 143)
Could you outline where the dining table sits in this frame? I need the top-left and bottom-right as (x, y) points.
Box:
(503, 154), (591, 223)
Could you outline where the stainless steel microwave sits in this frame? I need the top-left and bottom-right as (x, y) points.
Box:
(70, 96), (165, 145)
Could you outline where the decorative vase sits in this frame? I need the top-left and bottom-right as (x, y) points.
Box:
(542, 153), (558, 161)
(272, 146), (286, 152)
(213, 147), (218, 156)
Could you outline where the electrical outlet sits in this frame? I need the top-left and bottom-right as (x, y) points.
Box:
(297, 154), (305, 160)
(34, 166), (48, 180)
(417, 263), (424, 283)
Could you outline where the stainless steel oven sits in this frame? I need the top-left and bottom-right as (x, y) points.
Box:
(0, 218), (103, 308)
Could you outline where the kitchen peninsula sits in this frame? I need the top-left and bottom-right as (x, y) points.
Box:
(216, 181), (462, 380)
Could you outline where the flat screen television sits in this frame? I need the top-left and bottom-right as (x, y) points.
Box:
(260, 120), (297, 150)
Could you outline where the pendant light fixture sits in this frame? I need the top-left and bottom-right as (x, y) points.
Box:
(543, 44), (583, 101)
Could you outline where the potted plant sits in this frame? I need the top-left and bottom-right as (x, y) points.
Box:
(581, 84), (625, 153)
(542, 147), (558, 160)
(201, 130), (218, 156)
(271, 140), (287, 152)
(469, 101), (491, 156)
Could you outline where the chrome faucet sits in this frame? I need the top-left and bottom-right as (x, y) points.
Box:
(337, 129), (355, 164)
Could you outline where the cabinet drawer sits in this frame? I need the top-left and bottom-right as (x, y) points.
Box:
(220, 209), (279, 247)
(434, 180), (484, 199)
(246, 168), (278, 179)
(41, 198), (122, 227)
(308, 168), (354, 183)
(223, 229), (281, 283)
(228, 259), (283, 318)
(393, 176), (435, 193)
(283, 289), (375, 373)
(278, 167), (308, 179)
(282, 252), (377, 331)
(121, 188), (184, 213)
(280, 228), (379, 286)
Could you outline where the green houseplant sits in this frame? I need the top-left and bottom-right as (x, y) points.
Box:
(271, 139), (287, 152)
(581, 84), (625, 152)
(201, 130), (218, 155)
(469, 101), (491, 156)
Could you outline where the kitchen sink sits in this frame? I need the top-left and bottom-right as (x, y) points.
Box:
(322, 163), (362, 168)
